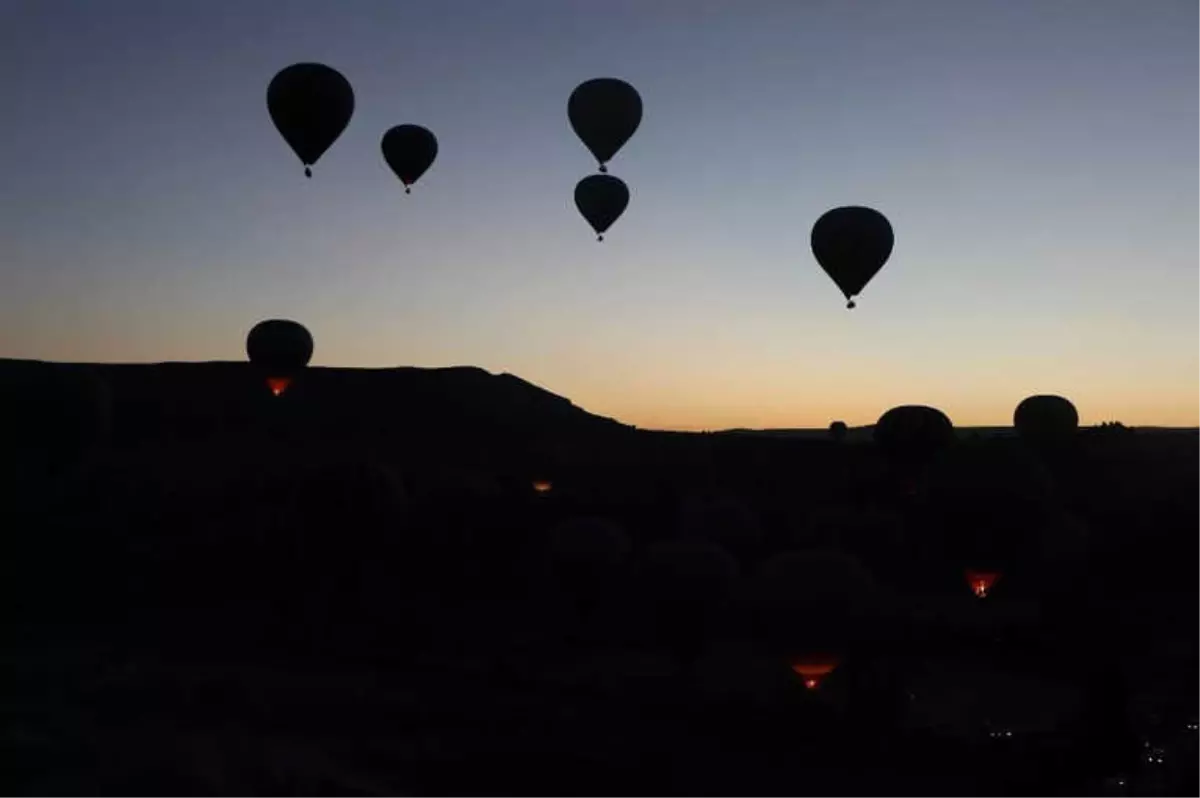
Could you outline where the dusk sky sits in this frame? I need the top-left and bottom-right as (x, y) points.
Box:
(2, 0), (1196, 430)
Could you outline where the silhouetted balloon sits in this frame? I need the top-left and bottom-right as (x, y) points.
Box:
(873, 405), (954, 465)
(829, 421), (848, 442)
(1014, 395), (1079, 446)
(574, 174), (629, 241)
(568, 78), (642, 172)
(811, 206), (894, 309)
(0, 362), (111, 473)
(246, 319), (313, 396)
(635, 540), (740, 604)
(753, 549), (880, 653)
(381, 124), (438, 194)
(267, 63), (355, 178)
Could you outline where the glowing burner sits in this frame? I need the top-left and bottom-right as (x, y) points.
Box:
(965, 569), (1001, 598)
(790, 655), (841, 690)
(532, 479), (553, 495)
(265, 376), (292, 397)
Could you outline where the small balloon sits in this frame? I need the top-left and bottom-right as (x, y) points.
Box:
(381, 124), (438, 192)
(568, 78), (642, 171)
(574, 174), (629, 240)
(811, 206), (894, 307)
(267, 63), (355, 177)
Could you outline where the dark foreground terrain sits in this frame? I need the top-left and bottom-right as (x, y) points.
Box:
(2, 360), (1197, 795)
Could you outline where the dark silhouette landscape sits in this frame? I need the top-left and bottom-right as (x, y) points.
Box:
(2, 357), (1196, 796)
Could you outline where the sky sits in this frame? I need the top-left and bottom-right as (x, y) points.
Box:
(1, 0), (1196, 430)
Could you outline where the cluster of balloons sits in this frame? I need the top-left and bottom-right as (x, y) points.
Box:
(267, 64), (438, 192)
(265, 63), (895, 307)
(567, 78), (641, 241)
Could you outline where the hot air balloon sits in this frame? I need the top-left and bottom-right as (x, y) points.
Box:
(246, 319), (314, 397)
(965, 568), (1001, 599)
(568, 78), (642, 172)
(381, 124), (438, 194)
(811, 206), (894, 309)
(791, 654), (842, 690)
(1014, 395), (1079, 447)
(752, 549), (880, 658)
(873, 405), (955, 469)
(532, 478), (554, 495)
(574, 174), (629, 241)
(829, 421), (849, 443)
(267, 64), (355, 178)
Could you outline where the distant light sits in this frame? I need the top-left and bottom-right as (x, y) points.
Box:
(1005, 731), (1012, 737)
(532, 479), (553, 495)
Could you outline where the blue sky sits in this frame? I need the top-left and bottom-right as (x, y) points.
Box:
(1, 0), (1196, 428)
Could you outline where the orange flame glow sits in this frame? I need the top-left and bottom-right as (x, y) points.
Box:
(532, 479), (553, 494)
(790, 655), (841, 690)
(266, 376), (292, 397)
(965, 569), (1001, 598)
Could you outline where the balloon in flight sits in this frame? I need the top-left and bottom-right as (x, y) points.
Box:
(811, 206), (894, 309)
(574, 174), (629, 241)
(246, 319), (314, 397)
(381, 124), (439, 194)
(267, 63), (355, 178)
(568, 78), (643, 173)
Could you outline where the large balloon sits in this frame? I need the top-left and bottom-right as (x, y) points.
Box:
(574, 174), (629, 241)
(873, 405), (955, 467)
(568, 78), (642, 172)
(381, 124), (438, 194)
(1014, 395), (1079, 446)
(246, 319), (314, 396)
(267, 63), (355, 178)
(811, 206), (894, 309)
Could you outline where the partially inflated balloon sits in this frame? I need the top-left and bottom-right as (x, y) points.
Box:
(873, 405), (955, 476)
(267, 63), (355, 178)
(381, 124), (438, 194)
(811, 206), (894, 309)
(574, 174), (629, 241)
(568, 78), (642, 172)
(246, 319), (314, 396)
(1014, 395), (1079, 447)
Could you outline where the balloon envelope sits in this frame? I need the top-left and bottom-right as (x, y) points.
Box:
(246, 319), (314, 377)
(1014, 395), (1079, 445)
(873, 405), (955, 465)
(568, 78), (642, 170)
(267, 63), (355, 176)
(811, 206), (894, 307)
(381, 124), (438, 191)
(574, 174), (629, 239)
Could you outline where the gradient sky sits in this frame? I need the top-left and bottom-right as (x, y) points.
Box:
(2, 0), (1196, 430)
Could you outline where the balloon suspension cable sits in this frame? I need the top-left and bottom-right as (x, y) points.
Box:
(304, 166), (312, 178)
(599, 163), (608, 173)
